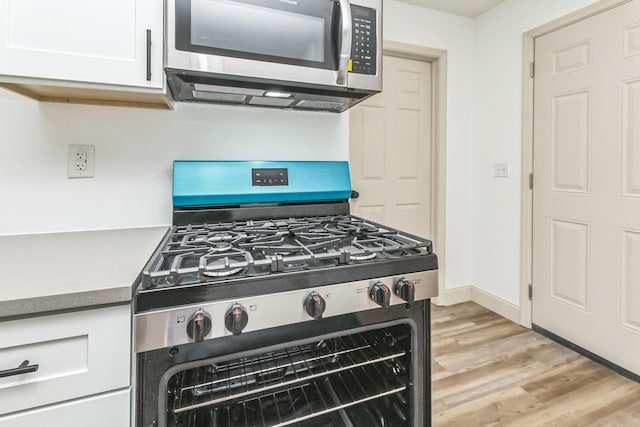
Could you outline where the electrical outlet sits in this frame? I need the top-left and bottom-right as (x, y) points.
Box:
(494, 162), (509, 178)
(68, 145), (95, 178)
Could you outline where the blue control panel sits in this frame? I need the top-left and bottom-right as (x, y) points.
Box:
(173, 161), (352, 207)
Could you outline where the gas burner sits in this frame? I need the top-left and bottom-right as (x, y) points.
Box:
(205, 233), (237, 242)
(209, 242), (233, 252)
(200, 252), (250, 278)
(202, 266), (243, 278)
(341, 245), (376, 261)
(350, 252), (377, 261)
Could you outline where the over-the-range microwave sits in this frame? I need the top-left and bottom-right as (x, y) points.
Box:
(165, 0), (382, 112)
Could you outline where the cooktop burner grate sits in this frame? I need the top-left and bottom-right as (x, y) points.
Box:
(141, 216), (432, 290)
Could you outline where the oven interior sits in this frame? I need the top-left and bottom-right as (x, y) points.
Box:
(165, 324), (413, 427)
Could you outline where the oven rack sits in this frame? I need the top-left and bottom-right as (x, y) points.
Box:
(168, 330), (412, 426)
(172, 334), (406, 413)
(182, 373), (407, 427)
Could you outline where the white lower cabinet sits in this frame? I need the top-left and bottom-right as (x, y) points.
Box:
(0, 388), (130, 427)
(0, 305), (131, 425)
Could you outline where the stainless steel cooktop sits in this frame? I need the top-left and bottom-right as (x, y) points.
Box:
(141, 215), (433, 290)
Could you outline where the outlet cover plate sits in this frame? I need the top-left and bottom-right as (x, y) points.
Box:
(68, 144), (95, 178)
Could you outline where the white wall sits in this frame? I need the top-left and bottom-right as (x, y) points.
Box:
(0, 89), (348, 235)
(0, 1), (476, 292)
(384, 0), (476, 290)
(471, 0), (600, 305)
(0, 0), (606, 303)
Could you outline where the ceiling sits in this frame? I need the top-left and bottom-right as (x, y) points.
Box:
(396, 0), (507, 18)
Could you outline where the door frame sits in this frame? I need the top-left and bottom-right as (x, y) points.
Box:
(378, 40), (448, 305)
(519, 0), (632, 327)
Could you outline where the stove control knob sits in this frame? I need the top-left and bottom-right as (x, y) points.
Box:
(225, 304), (249, 335)
(370, 282), (391, 308)
(395, 278), (416, 304)
(304, 292), (326, 320)
(186, 309), (212, 343)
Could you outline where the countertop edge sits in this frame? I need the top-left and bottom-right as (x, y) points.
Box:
(0, 286), (132, 321)
(0, 226), (169, 321)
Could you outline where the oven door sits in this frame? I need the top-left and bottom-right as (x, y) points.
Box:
(137, 303), (430, 427)
(166, 0), (381, 91)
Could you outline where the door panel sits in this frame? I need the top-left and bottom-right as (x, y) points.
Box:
(550, 218), (590, 310)
(621, 229), (640, 331)
(622, 79), (640, 196)
(360, 107), (387, 178)
(397, 110), (421, 178)
(551, 90), (591, 193)
(624, 23), (640, 56)
(553, 40), (591, 75)
(533, 0), (640, 375)
(349, 55), (432, 238)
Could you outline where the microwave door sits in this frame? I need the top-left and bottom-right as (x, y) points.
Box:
(167, 0), (351, 88)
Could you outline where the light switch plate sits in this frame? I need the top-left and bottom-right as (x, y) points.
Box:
(494, 162), (509, 178)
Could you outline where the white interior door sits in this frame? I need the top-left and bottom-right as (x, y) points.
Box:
(349, 54), (433, 238)
(532, 0), (640, 375)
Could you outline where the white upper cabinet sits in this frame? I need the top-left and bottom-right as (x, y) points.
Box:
(0, 0), (163, 89)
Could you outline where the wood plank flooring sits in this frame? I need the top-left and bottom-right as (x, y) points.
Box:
(431, 302), (640, 426)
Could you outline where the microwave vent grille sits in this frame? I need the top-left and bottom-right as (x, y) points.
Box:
(192, 91), (246, 103)
(194, 84), (264, 97)
(248, 97), (296, 107)
(296, 100), (345, 110)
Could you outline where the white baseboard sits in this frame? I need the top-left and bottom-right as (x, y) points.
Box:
(432, 285), (521, 325)
(432, 285), (471, 306)
(469, 287), (520, 324)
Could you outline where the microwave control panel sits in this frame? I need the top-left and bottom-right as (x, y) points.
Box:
(350, 5), (377, 75)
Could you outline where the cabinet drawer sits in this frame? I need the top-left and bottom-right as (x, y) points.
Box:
(0, 305), (131, 415)
(0, 388), (130, 427)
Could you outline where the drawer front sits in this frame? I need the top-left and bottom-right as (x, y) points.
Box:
(0, 305), (130, 415)
(0, 388), (130, 427)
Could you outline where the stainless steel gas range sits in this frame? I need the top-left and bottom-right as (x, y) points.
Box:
(133, 161), (438, 427)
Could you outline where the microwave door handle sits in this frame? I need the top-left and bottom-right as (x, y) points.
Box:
(336, 0), (352, 86)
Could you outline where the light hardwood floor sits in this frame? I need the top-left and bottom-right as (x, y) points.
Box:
(431, 302), (640, 426)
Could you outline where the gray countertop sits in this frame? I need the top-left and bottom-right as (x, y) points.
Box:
(0, 226), (168, 319)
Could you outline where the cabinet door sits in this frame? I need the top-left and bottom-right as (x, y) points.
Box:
(0, 388), (130, 427)
(0, 0), (163, 88)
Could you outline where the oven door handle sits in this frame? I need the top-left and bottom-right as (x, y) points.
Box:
(336, 0), (352, 86)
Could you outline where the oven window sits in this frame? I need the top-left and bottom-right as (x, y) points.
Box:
(191, 0), (324, 63)
(164, 324), (412, 426)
